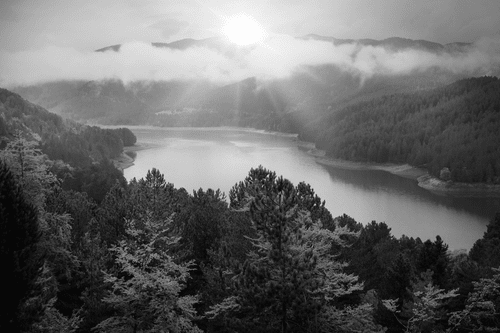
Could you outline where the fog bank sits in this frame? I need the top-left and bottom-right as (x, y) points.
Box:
(1, 35), (499, 86)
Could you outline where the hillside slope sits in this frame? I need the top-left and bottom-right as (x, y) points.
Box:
(0, 87), (135, 167)
(302, 76), (500, 183)
(11, 35), (478, 127)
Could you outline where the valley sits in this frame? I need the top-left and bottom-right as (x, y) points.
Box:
(2, 27), (500, 332)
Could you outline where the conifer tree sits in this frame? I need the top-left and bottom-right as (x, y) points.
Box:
(470, 213), (500, 269)
(0, 132), (58, 210)
(210, 166), (373, 333)
(129, 168), (179, 222)
(0, 161), (42, 331)
(1, 134), (80, 330)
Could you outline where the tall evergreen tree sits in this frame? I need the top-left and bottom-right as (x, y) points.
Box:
(210, 166), (375, 333)
(417, 236), (450, 287)
(0, 132), (58, 211)
(470, 213), (500, 269)
(0, 161), (43, 331)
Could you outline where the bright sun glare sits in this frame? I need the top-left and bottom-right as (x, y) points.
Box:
(222, 14), (267, 46)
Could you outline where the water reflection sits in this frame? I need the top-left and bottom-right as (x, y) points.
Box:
(124, 127), (500, 250)
(322, 166), (500, 221)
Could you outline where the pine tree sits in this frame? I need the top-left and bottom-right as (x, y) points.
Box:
(211, 166), (370, 333)
(128, 168), (179, 223)
(0, 161), (43, 331)
(1, 133), (80, 330)
(0, 132), (58, 211)
(470, 213), (500, 269)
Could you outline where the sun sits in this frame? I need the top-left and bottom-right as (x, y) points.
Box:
(221, 14), (267, 46)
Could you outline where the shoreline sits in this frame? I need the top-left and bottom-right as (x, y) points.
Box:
(108, 125), (500, 197)
(112, 143), (157, 172)
(110, 126), (298, 172)
(301, 142), (500, 198)
(417, 175), (500, 198)
(102, 124), (299, 138)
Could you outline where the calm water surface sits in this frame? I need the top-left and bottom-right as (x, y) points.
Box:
(124, 127), (500, 250)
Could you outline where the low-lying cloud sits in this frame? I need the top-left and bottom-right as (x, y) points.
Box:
(1, 34), (499, 87)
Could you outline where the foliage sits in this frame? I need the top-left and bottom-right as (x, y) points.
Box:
(94, 215), (202, 333)
(178, 188), (228, 263)
(3, 86), (500, 333)
(0, 134), (82, 331)
(383, 270), (459, 333)
(343, 221), (399, 292)
(470, 213), (500, 269)
(0, 161), (43, 331)
(318, 303), (386, 333)
(96, 182), (130, 245)
(306, 77), (500, 183)
(448, 267), (500, 332)
(31, 294), (82, 333)
(112, 128), (137, 147)
(417, 236), (450, 288)
(127, 168), (180, 222)
(60, 159), (126, 204)
(212, 166), (367, 333)
(0, 132), (59, 210)
(45, 189), (97, 251)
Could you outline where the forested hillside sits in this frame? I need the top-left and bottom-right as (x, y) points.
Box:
(2, 91), (500, 331)
(10, 74), (500, 185)
(298, 76), (500, 183)
(0, 87), (136, 202)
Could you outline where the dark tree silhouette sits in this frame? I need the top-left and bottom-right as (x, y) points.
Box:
(0, 161), (43, 331)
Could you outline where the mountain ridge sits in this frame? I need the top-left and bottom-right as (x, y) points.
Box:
(300, 34), (472, 53)
(95, 35), (472, 54)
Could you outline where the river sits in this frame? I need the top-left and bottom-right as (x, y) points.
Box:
(123, 126), (500, 250)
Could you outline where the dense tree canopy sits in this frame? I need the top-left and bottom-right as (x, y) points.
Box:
(2, 83), (500, 332)
(301, 77), (500, 183)
(0, 161), (42, 331)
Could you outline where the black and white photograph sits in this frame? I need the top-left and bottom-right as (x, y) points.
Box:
(1, 1), (500, 332)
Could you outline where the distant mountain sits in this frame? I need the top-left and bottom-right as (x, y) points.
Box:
(7, 43), (500, 185)
(95, 38), (218, 52)
(96, 37), (242, 57)
(10, 35), (487, 136)
(12, 65), (466, 128)
(300, 34), (472, 53)
(95, 35), (472, 54)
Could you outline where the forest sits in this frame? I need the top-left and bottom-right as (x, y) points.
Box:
(1, 84), (500, 332)
(0, 87), (136, 202)
(294, 76), (500, 183)
(1, 146), (500, 332)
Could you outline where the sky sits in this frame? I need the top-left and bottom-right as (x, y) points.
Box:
(1, 0), (499, 52)
(1, 0), (499, 86)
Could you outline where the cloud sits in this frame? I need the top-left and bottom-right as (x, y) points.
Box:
(1, 34), (499, 87)
(149, 18), (190, 39)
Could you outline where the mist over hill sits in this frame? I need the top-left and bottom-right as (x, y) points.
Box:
(7, 35), (500, 184)
(11, 35), (485, 124)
